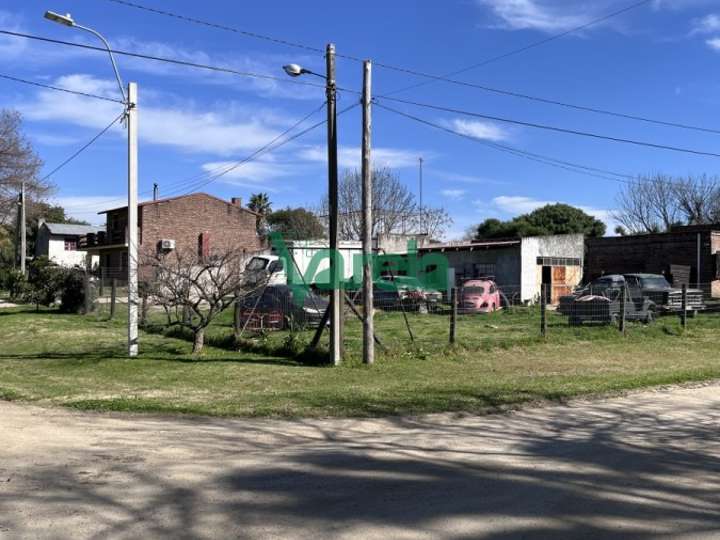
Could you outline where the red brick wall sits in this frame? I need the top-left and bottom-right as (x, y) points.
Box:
(140, 194), (261, 256)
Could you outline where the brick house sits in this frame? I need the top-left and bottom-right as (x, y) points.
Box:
(81, 193), (263, 278)
(585, 224), (720, 296)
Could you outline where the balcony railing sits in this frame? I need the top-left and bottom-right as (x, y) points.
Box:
(79, 229), (126, 250)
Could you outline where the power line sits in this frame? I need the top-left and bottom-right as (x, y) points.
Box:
(0, 73), (125, 103)
(165, 102), (325, 193)
(182, 102), (359, 195)
(381, 0), (654, 96)
(105, 0), (328, 55)
(95, 1), (711, 135)
(375, 96), (720, 159)
(375, 102), (637, 185)
(377, 79), (720, 136)
(40, 111), (126, 182)
(0, 30), (344, 92)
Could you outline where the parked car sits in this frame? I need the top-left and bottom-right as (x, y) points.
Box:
(459, 279), (502, 313)
(372, 275), (442, 312)
(559, 275), (656, 325)
(237, 285), (328, 330)
(623, 273), (705, 316)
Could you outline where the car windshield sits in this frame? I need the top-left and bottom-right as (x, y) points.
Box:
(246, 257), (268, 271)
(463, 286), (487, 294)
(639, 277), (671, 289)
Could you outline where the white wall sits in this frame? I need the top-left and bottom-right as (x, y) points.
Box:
(520, 234), (585, 302)
(47, 237), (98, 268)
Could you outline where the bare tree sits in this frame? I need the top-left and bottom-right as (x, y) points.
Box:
(613, 174), (681, 234)
(673, 174), (720, 225)
(0, 110), (49, 226)
(614, 173), (720, 234)
(143, 247), (247, 353)
(319, 167), (452, 240)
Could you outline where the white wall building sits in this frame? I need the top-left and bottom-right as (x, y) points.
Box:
(35, 221), (104, 268)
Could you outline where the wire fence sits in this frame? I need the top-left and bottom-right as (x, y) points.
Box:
(74, 262), (720, 360)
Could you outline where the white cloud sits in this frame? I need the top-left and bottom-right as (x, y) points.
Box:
(18, 74), (303, 156)
(449, 118), (510, 142)
(0, 10), (28, 59)
(690, 13), (720, 34)
(706, 37), (720, 51)
(476, 0), (591, 32)
(441, 189), (466, 199)
(53, 195), (126, 225)
(198, 160), (292, 191)
(298, 145), (424, 169)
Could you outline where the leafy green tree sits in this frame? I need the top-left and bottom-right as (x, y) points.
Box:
(267, 207), (324, 240)
(473, 204), (606, 240)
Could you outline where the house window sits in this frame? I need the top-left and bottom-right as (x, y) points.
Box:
(536, 256), (581, 266)
(64, 237), (78, 251)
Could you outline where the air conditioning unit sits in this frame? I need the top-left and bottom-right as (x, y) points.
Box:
(160, 239), (175, 251)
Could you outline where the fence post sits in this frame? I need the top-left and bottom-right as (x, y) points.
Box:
(233, 296), (241, 337)
(83, 270), (91, 314)
(540, 284), (547, 338)
(139, 287), (148, 328)
(449, 287), (457, 344)
(681, 284), (687, 330)
(110, 278), (117, 320)
(619, 286), (626, 335)
(98, 267), (104, 297)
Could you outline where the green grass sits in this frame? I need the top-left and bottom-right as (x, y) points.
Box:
(1, 302), (719, 417)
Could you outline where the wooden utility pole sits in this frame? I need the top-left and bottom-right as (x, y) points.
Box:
(19, 181), (26, 274)
(326, 43), (342, 366)
(361, 60), (374, 365)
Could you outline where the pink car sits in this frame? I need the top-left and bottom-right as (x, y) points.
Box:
(459, 279), (502, 313)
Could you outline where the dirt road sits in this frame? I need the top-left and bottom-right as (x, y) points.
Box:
(2, 384), (720, 539)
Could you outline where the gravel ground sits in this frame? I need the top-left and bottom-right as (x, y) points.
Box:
(2, 383), (720, 539)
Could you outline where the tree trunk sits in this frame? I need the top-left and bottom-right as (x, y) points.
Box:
(192, 328), (205, 354)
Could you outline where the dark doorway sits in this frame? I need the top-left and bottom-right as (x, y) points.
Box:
(542, 266), (552, 303)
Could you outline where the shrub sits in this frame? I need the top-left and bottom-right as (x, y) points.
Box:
(1, 268), (29, 301)
(26, 257), (64, 308)
(59, 270), (92, 313)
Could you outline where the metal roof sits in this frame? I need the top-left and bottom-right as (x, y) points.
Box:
(42, 222), (105, 236)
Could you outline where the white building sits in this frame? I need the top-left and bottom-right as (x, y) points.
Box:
(35, 221), (104, 268)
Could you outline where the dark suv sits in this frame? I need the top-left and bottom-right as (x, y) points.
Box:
(623, 274), (705, 316)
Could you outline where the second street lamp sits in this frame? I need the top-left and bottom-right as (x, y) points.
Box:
(44, 10), (139, 357)
(283, 44), (342, 365)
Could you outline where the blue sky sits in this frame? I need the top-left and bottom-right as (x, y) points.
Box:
(2, 0), (720, 237)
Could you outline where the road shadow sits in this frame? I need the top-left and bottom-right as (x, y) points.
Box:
(2, 394), (720, 538)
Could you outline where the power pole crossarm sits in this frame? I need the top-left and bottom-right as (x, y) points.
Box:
(361, 60), (374, 365)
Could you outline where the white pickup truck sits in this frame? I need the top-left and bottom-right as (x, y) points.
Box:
(243, 240), (361, 287)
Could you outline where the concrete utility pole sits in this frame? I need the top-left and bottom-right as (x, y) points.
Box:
(19, 181), (26, 274)
(361, 60), (374, 365)
(326, 43), (342, 366)
(127, 82), (139, 357)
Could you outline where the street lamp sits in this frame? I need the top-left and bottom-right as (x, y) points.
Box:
(44, 10), (127, 103)
(283, 45), (342, 365)
(44, 10), (139, 358)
